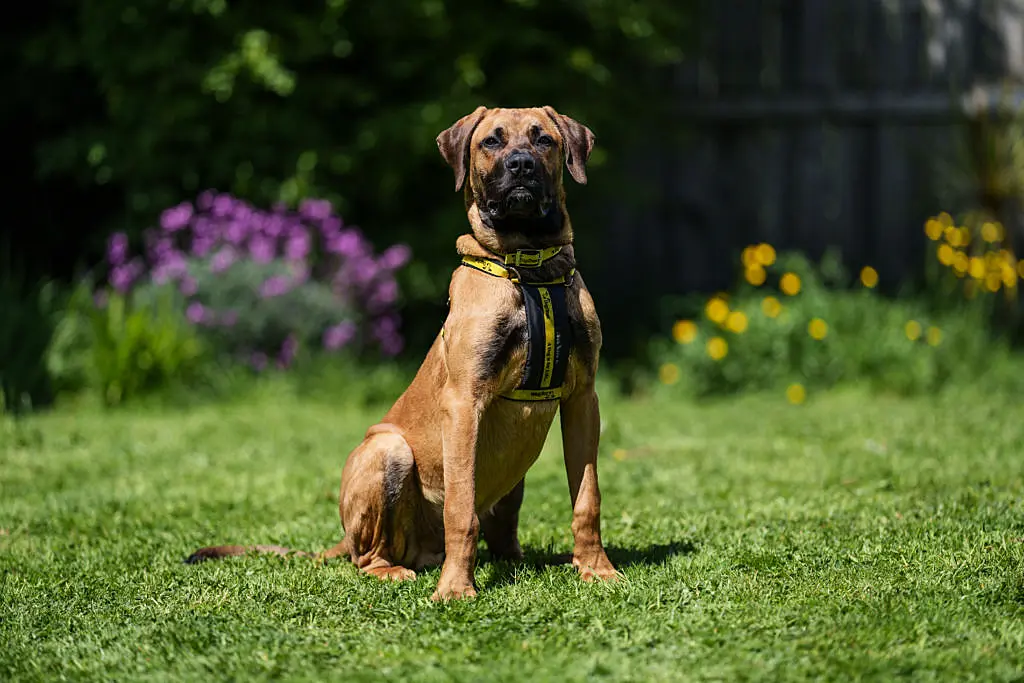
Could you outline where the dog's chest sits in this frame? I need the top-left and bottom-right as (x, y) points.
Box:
(473, 399), (560, 510)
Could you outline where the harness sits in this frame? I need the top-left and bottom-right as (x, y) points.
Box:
(453, 246), (575, 402)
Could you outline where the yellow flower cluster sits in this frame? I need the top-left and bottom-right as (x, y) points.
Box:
(663, 239), (935, 404)
(926, 212), (1021, 295)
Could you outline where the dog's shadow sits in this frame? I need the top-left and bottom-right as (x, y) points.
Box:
(480, 539), (699, 590)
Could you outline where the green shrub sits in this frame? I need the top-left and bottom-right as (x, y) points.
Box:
(0, 269), (58, 415)
(49, 284), (205, 406)
(650, 248), (1015, 400)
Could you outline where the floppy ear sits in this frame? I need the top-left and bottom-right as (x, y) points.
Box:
(436, 106), (488, 192)
(542, 106), (596, 185)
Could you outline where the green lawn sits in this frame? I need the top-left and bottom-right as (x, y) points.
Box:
(2, 385), (1023, 681)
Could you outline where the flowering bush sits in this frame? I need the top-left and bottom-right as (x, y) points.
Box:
(651, 238), (1015, 401)
(103, 192), (411, 369)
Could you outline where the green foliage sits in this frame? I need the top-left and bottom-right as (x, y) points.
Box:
(142, 258), (349, 364)
(49, 285), (205, 406)
(12, 0), (692, 351)
(0, 266), (57, 415)
(651, 251), (1017, 399)
(3, 391), (1024, 680)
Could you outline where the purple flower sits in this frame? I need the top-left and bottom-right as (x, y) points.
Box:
(107, 232), (129, 266)
(263, 215), (286, 238)
(278, 334), (298, 369)
(221, 310), (238, 327)
(350, 257), (380, 285)
(160, 202), (193, 232)
(249, 235), (276, 264)
(299, 198), (332, 222)
(212, 194), (235, 217)
(225, 220), (247, 245)
(110, 258), (144, 293)
(379, 244), (412, 270)
(186, 302), (205, 323)
(180, 276), (198, 296)
(328, 230), (366, 259)
(197, 190), (216, 211)
(367, 280), (399, 313)
(259, 275), (291, 298)
(319, 217), (342, 236)
(152, 251), (188, 285)
(210, 248), (235, 273)
(323, 321), (356, 351)
(191, 236), (215, 258)
(284, 231), (310, 261)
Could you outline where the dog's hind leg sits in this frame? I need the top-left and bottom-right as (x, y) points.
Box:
(480, 479), (525, 561)
(338, 431), (420, 582)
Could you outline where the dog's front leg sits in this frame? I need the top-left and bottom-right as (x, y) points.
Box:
(561, 384), (618, 582)
(432, 387), (483, 601)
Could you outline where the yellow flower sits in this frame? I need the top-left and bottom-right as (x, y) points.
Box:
(705, 297), (729, 324)
(952, 251), (969, 275)
(612, 448), (628, 461)
(905, 320), (922, 341)
(969, 256), (986, 279)
(745, 244), (761, 268)
(745, 264), (767, 286)
(937, 212), (954, 226)
(706, 336), (728, 361)
(780, 272), (801, 296)
(786, 383), (806, 405)
(944, 226), (960, 247)
(755, 243), (777, 266)
(860, 266), (879, 288)
(985, 273), (1001, 292)
(659, 363), (680, 385)
(762, 296), (782, 318)
(725, 311), (749, 334)
(808, 318), (828, 340)
(937, 243), (955, 266)
(672, 319), (698, 344)
(924, 218), (943, 241)
(741, 245), (758, 268)
(981, 222), (1004, 243)
(959, 227), (971, 245)
(926, 326), (942, 346)
(1003, 267), (1018, 289)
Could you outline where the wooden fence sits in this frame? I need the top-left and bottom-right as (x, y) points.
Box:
(592, 0), (1024, 342)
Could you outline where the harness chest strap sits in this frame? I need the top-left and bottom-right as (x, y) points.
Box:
(446, 249), (574, 401)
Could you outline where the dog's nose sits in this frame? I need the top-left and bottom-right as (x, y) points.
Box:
(505, 151), (536, 177)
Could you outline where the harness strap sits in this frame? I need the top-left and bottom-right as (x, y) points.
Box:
(460, 255), (575, 285)
(455, 254), (574, 401)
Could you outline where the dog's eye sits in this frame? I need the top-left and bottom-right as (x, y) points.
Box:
(482, 136), (502, 149)
(536, 134), (555, 147)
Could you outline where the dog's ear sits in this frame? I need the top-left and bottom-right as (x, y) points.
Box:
(436, 106), (488, 192)
(542, 106), (595, 185)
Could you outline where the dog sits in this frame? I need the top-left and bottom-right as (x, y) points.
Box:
(187, 106), (619, 601)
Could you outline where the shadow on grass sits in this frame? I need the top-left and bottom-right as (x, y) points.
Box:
(481, 540), (699, 589)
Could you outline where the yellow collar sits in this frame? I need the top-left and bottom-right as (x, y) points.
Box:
(461, 254), (575, 285)
(498, 245), (563, 268)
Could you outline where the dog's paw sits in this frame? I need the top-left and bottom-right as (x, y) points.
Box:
(431, 579), (478, 602)
(573, 554), (621, 583)
(365, 565), (417, 582)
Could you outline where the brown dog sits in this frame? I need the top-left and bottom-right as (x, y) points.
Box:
(187, 106), (618, 600)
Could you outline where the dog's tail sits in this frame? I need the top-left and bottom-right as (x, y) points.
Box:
(184, 541), (349, 565)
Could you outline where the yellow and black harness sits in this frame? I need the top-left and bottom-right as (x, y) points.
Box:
(455, 246), (574, 402)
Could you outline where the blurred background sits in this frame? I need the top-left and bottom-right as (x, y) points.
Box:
(4, 0), (1024, 413)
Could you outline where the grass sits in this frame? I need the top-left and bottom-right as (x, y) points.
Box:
(2, 382), (1024, 682)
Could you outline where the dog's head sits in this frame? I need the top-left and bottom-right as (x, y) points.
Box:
(437, 106), (594, 222)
